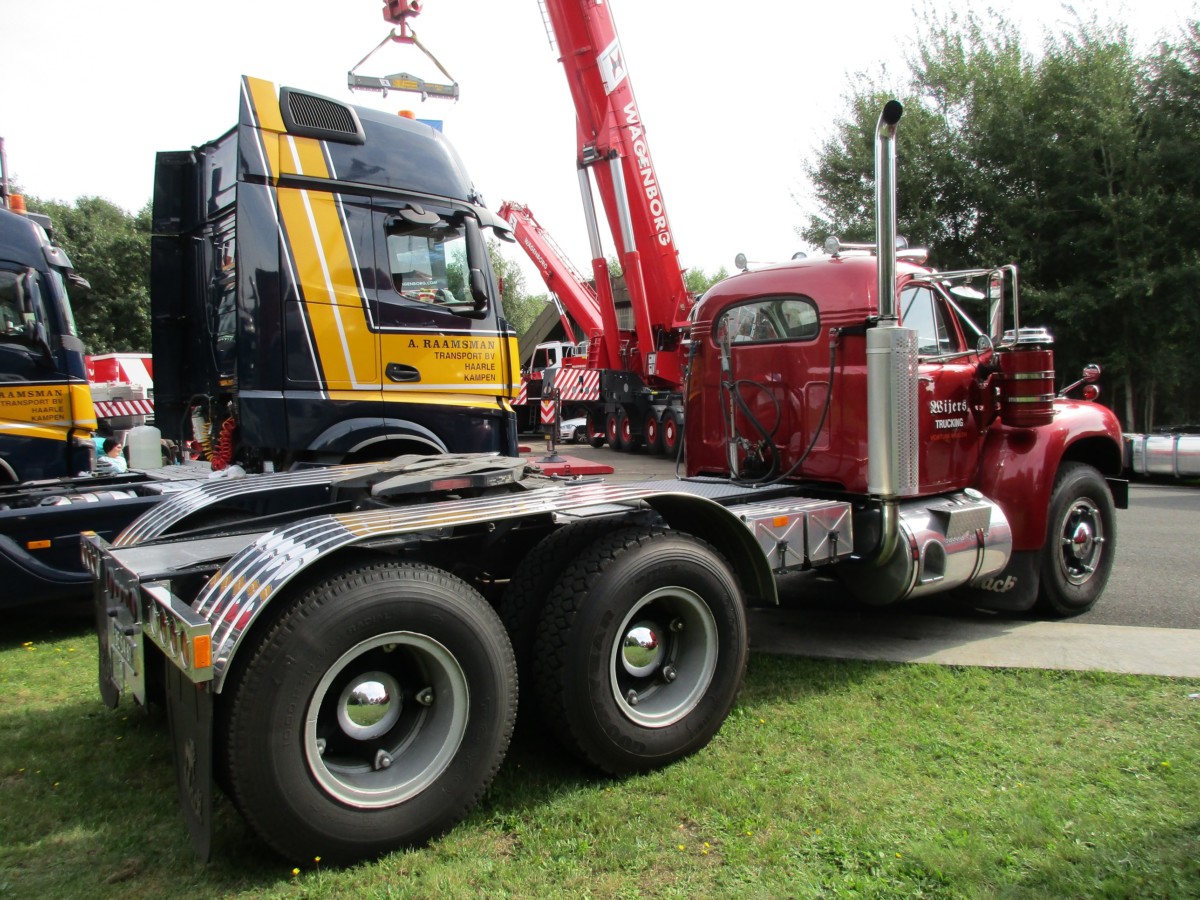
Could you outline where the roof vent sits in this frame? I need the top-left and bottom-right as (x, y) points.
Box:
(280, 88), (365, 145)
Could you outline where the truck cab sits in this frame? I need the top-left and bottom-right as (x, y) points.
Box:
(0, 205), (96, 482)
(151, 77), (521, 471)
(686, 244), (1125, 613)
(687, 253), (1003, 494)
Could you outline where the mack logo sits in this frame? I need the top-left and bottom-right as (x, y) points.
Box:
(978, 575), (1017, 593)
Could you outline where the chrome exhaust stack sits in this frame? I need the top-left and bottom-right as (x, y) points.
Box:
(866, 100), (920, 563)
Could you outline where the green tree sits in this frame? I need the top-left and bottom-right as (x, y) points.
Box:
(488, 240), (545, 335)
(26, 196), (151, 354)
(1135, 22), (1200, 427)
(685, 266), (730, 295)
(802, 9), (1200, 430)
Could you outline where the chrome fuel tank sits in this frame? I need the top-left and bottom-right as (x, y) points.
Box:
(837, 491), (1013, 605)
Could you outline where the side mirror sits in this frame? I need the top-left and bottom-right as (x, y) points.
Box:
(17, 270), (37, 315)
(21, 318), (54, 364)
(1058, 363), (1103, 399)
(454, 217), (491, 320)
(450, 267), (489, 320)
(469, 267), (488, 307)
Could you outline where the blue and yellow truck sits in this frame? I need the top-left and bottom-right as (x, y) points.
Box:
(152, 76), (520, 470)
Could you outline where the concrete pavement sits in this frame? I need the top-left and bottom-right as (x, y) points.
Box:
(747, 605), (1200, 678)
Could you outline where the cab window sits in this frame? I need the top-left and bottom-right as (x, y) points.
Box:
(714, 296), (819, 345)
(385, 223), (468, 308)
(900, 285), (963, 356)
(0, 269), (25, 336)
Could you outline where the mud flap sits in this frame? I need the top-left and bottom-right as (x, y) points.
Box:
(165, 662), (214, 862)
(955, 549), (1040, 612)
(94, 581), (120, 710)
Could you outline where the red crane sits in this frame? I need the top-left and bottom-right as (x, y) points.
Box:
(504, 0), (697, 453)
(538, 0), (693, 391)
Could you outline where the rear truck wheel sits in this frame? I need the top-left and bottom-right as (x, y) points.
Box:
(532, 528), (748, 775)
(1036, 462), (1117, 617)
(660, 408), (682, 458)
(606, 412), (621, 450)
(643, 413), (663, 455)
(498, 519), (618, 693)
(587, 411), (607, 448)
(617, 409), (644, 452)
(221, 559), (517, 864)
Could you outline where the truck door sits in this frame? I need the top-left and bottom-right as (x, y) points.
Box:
(900, 283), (981, 491)
(714, 295), (825, 478)
(370, 202), (511, 402)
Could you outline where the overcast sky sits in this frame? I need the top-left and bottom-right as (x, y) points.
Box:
(1, 0), (1193, 287)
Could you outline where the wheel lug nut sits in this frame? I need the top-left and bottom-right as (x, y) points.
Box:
(670, 618), (685, 633)
(375, 750), (392, 770)
(416, 687), (434, 706)
(662, 665), (677, 683)
(625, 689), (639, 706)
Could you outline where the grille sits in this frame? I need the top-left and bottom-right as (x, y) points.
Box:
(280, 88), (365, 145)
(289, 92), (354, 134)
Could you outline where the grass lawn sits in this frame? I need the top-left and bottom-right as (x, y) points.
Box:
(2, 602), (1197, 899)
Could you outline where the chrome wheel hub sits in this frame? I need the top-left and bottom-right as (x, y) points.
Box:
(1058, 498), (1104, 586)
(609, 587), (718, 728)
(305, 632), (469, 808)
(337, 671), (403, 741)
(621, 621), (663, 677)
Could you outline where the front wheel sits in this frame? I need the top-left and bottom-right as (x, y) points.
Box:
(533, 528), (747, 775)
(222, 559), (517, 863)
(1036, 462), (1116, 617)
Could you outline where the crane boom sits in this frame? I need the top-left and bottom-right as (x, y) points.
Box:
(540, 0), (692, 389)
(498, 201), (607, 346)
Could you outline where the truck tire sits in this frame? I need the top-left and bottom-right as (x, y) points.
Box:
(532, 527), (747, 775)
(660, 408), (682, 458)
(498, 518), (617, 692)
(617, 409), (643, 452)
(606, 412), (621, 450)
(222, 559), (517, 863)
(643, 412), (663, 455)
(1036, 462), (1116, 617)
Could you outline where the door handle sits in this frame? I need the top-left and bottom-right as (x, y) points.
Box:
(386, 363), (420, 383)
